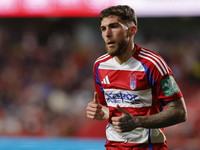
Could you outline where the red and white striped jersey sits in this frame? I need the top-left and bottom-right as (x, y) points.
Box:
(93, 44), (183, 147)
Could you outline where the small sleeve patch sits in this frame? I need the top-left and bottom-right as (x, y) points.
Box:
(160, 75), (179, 96)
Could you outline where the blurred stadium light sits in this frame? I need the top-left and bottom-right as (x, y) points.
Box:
(0, 0), (200, 17)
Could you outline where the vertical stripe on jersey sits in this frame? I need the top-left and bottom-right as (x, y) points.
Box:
(141, 49), (169, 72)
(139, 49), (169, 76)
(141, 49), (169, 74)
(140, 61), (155, 88)
(139, 54), (165, 76)
(148, 129), (153, 150)
(140, 51), (168, 75)
(95, 64), (104, 94)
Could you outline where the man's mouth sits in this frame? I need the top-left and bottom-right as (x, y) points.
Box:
(107, 41), (115, 47)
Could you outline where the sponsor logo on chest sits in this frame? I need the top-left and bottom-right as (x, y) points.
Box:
(105, 91), (141, 104)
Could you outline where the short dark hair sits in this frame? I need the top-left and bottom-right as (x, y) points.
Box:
(99, 5), (138, 27)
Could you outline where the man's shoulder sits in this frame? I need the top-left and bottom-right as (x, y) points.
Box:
(94, 53), (112, 65)
(136, 46), (170, 77)
(135, 44), (160, 58)
(135, 44), (164, 64)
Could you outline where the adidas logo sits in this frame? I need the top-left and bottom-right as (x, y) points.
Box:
(101, 75), (110, 84)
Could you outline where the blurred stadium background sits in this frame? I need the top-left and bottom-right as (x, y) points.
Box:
(0, 0), (200, 150)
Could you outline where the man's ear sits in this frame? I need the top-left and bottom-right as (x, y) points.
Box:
(129, 26), (137, 36)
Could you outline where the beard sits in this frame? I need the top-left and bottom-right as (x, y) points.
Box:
(106, 38), (129, 57)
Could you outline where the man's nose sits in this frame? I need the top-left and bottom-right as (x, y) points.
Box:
(105, 28), (112, 37)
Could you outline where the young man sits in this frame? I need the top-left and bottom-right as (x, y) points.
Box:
(86, 5), (187, 150)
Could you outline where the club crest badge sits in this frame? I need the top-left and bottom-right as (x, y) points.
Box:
(130, 74), (137, 90)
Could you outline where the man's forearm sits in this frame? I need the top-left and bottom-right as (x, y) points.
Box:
(136, 98), (187, 128)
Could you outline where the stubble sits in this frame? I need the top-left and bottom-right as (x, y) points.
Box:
(106, 38), (129, 57)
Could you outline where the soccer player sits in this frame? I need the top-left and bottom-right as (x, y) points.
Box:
(86, 5), (187, 150)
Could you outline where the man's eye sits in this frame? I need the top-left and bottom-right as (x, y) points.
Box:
(110, 24), (118, 28)
(101, 27), (106, 31)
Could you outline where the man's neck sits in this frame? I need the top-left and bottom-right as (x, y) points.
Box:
(114, 44), (136, 65)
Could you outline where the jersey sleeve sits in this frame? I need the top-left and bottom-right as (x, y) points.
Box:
(149, 57), (183, 103)
(93, 61), (107, 106)
(138, 48), (183, 103)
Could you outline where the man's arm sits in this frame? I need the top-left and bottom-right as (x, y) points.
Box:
(137, 97), (187, 128)
(112, 97), (187, 132)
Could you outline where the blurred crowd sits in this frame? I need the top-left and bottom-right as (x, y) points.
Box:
(0, 17), (199, 142)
